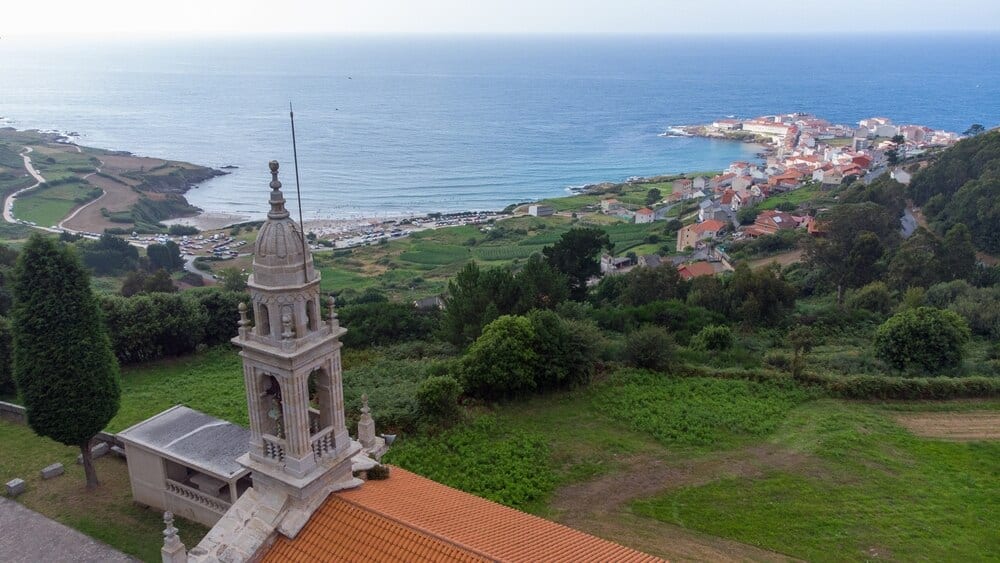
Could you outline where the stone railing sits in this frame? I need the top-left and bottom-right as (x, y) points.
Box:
(165, 479), (231, 514)
(309, 409), (322, 434)
(262, 435), (286, 461)
(310, 427), (335, 460)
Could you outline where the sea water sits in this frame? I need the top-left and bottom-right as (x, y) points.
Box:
(1, 34), (998, 219)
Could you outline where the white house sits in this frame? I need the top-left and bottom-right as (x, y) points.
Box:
(635, 207), (655, 224)
(528, 204), (554, 217)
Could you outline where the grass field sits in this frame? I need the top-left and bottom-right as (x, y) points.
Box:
(3, 342), (997, 561)
(756, 183), (827, 211)
(0, 421), (208, 562)
(12, 180), (100, 227)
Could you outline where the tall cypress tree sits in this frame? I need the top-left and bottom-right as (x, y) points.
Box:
(12, 235), (120, 489)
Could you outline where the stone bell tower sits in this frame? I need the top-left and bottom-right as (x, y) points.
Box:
(232, 160), (359, 520)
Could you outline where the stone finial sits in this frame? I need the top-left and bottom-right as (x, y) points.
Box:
(237, 302), (249, 339)
(161, 511), (187, 563)
(267, 160), (290, 220)
(358, 393), (375, 449)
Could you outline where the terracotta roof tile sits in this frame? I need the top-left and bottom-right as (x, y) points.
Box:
(264, 467), (664, 563)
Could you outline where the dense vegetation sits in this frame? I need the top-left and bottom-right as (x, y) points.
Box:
(910, 129), (1000, 252)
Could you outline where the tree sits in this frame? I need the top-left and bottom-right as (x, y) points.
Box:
(805, 203), (899, 303)
(526, 309), (601, 390)
(619, 264), (684, 306)
(146, 241), (184, 272)
(645, 188), (662, 206)
(543, 228), (611, 300)
(888, 228), (944, 289)
(12, 236), (120, 489)
(442, 262), (519, 345)
(217, 267), (248, 292)
(0, 317), (13, 397)
(941, 223), (977, 281)
(513, 255), (569, 313)
(874, 307), (970, 373)
(416, 376), (462, 425)
(963, 124), (985, 136)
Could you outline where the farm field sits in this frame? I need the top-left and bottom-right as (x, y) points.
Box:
(314, 213), (674, 302)
(12, 179), (100, 227)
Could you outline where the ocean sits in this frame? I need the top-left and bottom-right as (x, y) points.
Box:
(1, 34), (998, 220)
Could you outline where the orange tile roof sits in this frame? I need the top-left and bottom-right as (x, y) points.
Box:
(677, 261), (718, 280)
(264, 467), (664, 563)
(692, 219), (725, 233)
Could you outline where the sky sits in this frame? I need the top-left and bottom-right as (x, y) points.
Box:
(3, 0), (1000, 37)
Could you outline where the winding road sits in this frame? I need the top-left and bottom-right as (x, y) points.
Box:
(2, 147), (47, 225)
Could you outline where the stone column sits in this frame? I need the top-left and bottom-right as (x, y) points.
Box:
(281, 371), (316, 477)
(243, 365), (265, 458)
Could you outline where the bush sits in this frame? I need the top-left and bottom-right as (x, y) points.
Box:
(690, 325), (734, 351)
(763, 350), (793, 371)
(416, 376), (462, 423)
(339, 302), (440, 348)
(526, 310), (602, 390)
(873, 307), (971, 373)
(99, 293), (208, 363)
(461, 316), (538, 399)
(848, 281), (894, 315)
(624, 325), (674, 372)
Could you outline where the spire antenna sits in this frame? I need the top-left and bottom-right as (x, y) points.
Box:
(289, 103), (309, 283)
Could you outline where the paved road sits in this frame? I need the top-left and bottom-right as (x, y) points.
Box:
(0, 497), (137, 562)
(2, 147), (47, 224)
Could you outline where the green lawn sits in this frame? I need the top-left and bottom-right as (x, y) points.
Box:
(110, 346), (246, 432)
(633, 400), (1000, 561)
(13, 180), (100, 227)
(0, 421), (208, 562)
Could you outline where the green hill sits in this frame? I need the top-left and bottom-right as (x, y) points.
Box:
(909, 130), (1000, 253)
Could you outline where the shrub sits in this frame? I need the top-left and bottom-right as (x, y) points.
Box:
(873, 307), (971, 373)
(416, 376), (462, 423)
(526, 310), (602, 390)
(690, 325), (734, 351)
(99, 293), (208, 364)
(848, 281), (894, 315)
(763, 350), (793, 371)
(461, 316), (538, 399)
(624, 325), (674, 372)
(339, 302), (440, 348)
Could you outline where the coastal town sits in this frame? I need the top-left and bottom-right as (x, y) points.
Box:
(588, 113), (961, 280)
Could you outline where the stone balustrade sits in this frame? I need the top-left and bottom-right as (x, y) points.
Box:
(165, 479), (231, 514)
(262, 435), (286, 461)
(310, 427), (335, 460)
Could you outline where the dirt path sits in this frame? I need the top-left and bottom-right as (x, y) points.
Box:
(748, 249), (803, 270)
(894, 412), (1000, 441)
(550, 445), (810, 562)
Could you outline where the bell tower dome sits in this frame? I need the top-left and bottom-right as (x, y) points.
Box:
(233, 161), (359, 521)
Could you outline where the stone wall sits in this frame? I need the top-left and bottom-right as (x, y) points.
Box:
(0, 401), (26, 424)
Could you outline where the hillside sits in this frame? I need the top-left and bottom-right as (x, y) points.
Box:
(909, 129), (1000, 253)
